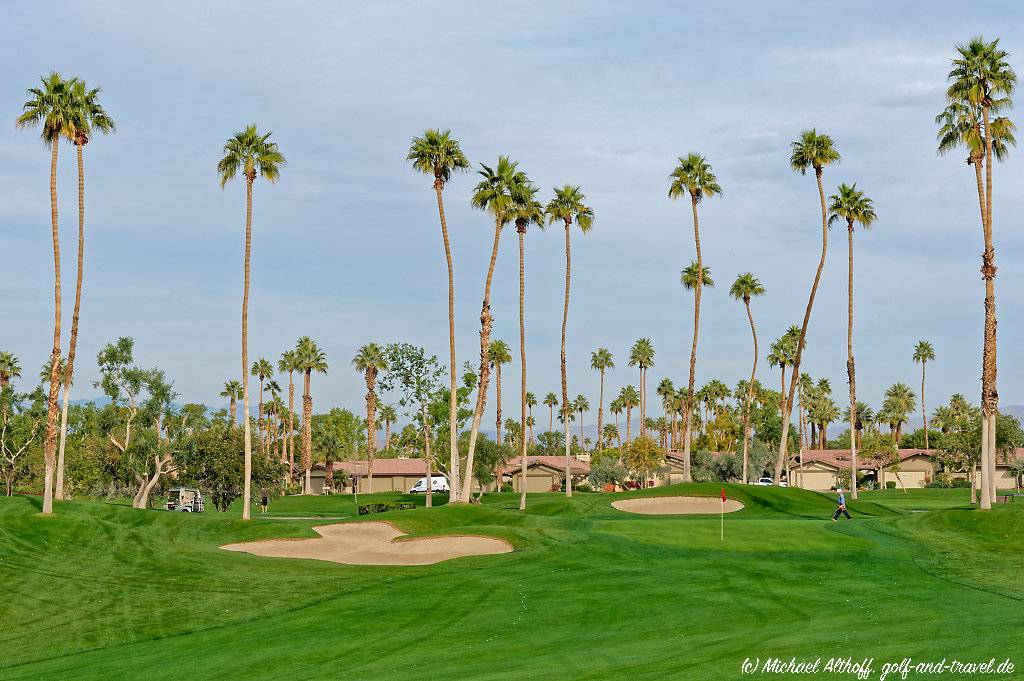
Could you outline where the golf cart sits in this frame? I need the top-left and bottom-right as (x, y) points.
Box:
(166, 487), (205, 512)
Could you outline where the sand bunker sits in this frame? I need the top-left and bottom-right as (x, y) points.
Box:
(612, 496), (744, 515)
(221, 521), (512, 566)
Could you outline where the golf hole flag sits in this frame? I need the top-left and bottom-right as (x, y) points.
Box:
(720, 487), (726, 541)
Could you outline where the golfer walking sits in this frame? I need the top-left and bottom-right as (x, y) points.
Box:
(832, 486), (852, 521)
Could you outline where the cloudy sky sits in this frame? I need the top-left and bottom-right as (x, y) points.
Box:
(3, 1), (1024, 427)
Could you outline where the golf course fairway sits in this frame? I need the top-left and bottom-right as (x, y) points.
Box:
(0, 484), (1021, 680)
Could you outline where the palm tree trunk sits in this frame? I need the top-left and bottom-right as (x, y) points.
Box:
(241, 176), (254, 519)
(365, 368), (377, 495)
(42, 136), (63, 515)
(639, 368), (645, 437)
(434, 179), (461, 504)
(921, 360), (928, 450)
(56, 141), (88, 501)
(517, 229), (528, 510)
(229, 399), (237, 429)
(561, 220), (573, 498)
(625, 405), (632, 446)
(775, 166), (829, 484)
(257, 378), (265, 454)
(597, 370), (605, 450)
(979, 107), (997, 508)
(462, 218), (503, 502)
(682, 195), (703, 482)
(302, 370), (312, 494)
(288, 371), (296, 484)
(495, 364), (503, 447)
(846, 221), (859, 500)
(548, 405), (553, 434)
(741, 298), (758, 484)
(384, 416), (391, 451)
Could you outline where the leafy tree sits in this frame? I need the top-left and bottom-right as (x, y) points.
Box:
(218, 124), (285, 520)
(624, 436), (665, 486)
(1, 386), (45, 496)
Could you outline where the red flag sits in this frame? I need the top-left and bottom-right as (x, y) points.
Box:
(721, 487), (726, 502)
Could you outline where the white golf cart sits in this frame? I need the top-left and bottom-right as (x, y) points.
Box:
(166, 487), (205, 512)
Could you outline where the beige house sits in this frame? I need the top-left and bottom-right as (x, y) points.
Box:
(793, 449), (937, 491)
(502, 456), (590, 493)
(307, 457), (436, 494)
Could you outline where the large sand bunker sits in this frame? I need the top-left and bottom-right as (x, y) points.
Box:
(221, 521), (512, 566)
(612, 496), (744, 515)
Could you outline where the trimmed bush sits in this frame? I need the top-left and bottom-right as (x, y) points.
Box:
(885, 481), (897, 489)
(358, 502), (415, 516)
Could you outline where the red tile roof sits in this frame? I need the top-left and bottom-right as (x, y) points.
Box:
(800, 448), (934, 469)
(314, 458), (433, 477)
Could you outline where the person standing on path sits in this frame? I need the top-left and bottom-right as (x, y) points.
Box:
(260, 490), (269, 515)
(832, 486), (852, 521)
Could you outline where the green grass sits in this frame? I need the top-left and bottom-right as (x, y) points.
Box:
(0, 485), (1021, 680)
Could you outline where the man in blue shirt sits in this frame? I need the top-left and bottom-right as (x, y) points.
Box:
(832, 486), (852, 521)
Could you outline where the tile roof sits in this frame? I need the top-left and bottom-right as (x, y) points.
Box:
(313, 458), (433, 477)
(503, 456), (590, 475)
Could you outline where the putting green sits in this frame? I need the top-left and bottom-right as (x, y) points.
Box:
(0, 484), (1020, 680)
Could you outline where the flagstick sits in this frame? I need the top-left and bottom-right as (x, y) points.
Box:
(720, 500), (724, 541)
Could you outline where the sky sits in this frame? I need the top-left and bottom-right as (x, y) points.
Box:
(3, 1), (1024, 429)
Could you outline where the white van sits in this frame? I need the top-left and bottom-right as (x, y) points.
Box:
(409, 476), (450, 493)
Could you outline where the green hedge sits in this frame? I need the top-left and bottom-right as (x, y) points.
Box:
(358, 502), (415, 516)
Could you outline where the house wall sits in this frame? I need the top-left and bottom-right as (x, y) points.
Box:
(797, 465), (839, 491)
(879, 456), (934, 489)
(507, 467), (564, 493)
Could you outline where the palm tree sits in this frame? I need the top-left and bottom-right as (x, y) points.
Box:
(53, 79), (114, 501)
(250, 358), (274, 451)
(590, 348), (614, 449)
(407, 130), (470, 503)
(546, 185), (594, 498)
(913, 341), (936, 448)
(628, 339), (655, 436)
(278, 349), (300, 482)
(609, 397), (624, 449)
(379, 403), (397, 451)
(828, 182), (876, 499)
(294, 336), (328, 494)
(775, 130), (841, 485)
(220, 380), (242, 429)
(217, 124), (286, 520)
(619, 385), (640, 446)
(543, 392), (559, 433)
(465, 157), (529, 502)
(843, 401), (875, 450)
(882, 383), (917, 444)
(524, 392), (537, 444)
(670, 153), (721, 483)
(353, 343), (389, 494)
(730, 273), (766, 483)
(508, 179), (544, 509)
(656, 378), (676, 449)
(488, 340), (512, 447)
(574, 394), (590, 446)
(0, 353), (22, 388)
(940, 37), (1016, 509)
(16, 72), (78, 514)
(678, 257), (716, 453)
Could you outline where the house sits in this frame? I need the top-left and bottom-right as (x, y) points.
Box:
(501, 456), (590, 493)
(794, 449), (937, 490)
(306, 457), (435, 494)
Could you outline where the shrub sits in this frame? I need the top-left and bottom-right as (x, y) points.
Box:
(500, 483), (514, 493)
(885, 481), (897, 489)
(358, 502), (415, 516)
(575, 482), (592, 493)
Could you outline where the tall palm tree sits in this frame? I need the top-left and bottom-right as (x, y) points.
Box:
(656, 378), (676, 449)
(913, 341), (936, 449)
(670, 153), (721, 483)
(488, 340), (512, 447)
(0, 352), (22, 388)
(220, 380), (242, 429)
(465, 157), (529, 502)
(250, 358), (274, 451)
(278, 349), (300, 482)
(609, 397), (624, 449)
(265, 380), (282, 457)
(407, 130), (470, 503)
(882, 383), (917, 444)
(828, 182), (876, 499)
(217, 124), (285, 520)
(294, 336), (328, 494)
(543, 392), (559, 433)
(16, 72), (78, 514)
(619, 385), (640, 446)
(379, 403), (397, 451)
(628, 339), (655, 436)
(524, 392), (537, 444)
(546, 185), (594, 498)
(940, 37), (1016, 509)
(730, 272), (766, 483)
(590, 348), (614, 449)
(775, 130), (841, 485)
(574, 394), (590, 446)
(353, 343), (389, 494)
(507, 182), (545, 509)
(53, 79), (114, 501)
